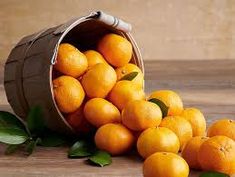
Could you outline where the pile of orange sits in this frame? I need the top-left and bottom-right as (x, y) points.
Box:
(53, 33), (235, 177)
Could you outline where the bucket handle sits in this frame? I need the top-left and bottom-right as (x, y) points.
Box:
(53, 11), (132, 35)
(90, 11), (132, 32)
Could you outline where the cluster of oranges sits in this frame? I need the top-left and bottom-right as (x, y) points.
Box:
(52, 33), (235, 177)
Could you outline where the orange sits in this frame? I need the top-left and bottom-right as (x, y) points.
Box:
(66, 106), (93, 134)
(181, 108), (206, 136)
(207, 119), (235, 141)
(149, 90), (183, 116)
(137, 127), (180, 159)
(108, 80), (145, 110)
(81, 63), (117, 98)
(84, 98), (121, 128)
(160, 116), (193, 151)
(115, 63), (144, 88)
(95, 123), (134, 155)
(83, 50), (108, 69)
(97, 33), (132, 67)
(54, 43), (88, 78)
(53, 76), (85, 113)
(181, 136), (209, 169)
(143, 152), (189, 177)
(198, 135), (235, 175)
(122, 100), (162, 131)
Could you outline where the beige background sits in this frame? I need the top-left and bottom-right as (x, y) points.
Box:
(0, 0), (235, 68)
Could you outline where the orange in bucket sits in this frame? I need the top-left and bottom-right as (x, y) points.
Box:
(55, 43), (88, 78)
(97, 33), (133, 67)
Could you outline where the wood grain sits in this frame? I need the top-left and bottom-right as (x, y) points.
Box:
(0, 60), (235, 177)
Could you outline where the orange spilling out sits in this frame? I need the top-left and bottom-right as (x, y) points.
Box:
(52, 33), (235, 177)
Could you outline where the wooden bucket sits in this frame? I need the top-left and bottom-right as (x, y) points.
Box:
(4, 11), (144, 135)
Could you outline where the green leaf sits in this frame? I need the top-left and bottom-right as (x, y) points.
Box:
(68, 140), (94, 158)
(148, 98), (169, 117)
(0, 127), (29, 144)
(88, 150), (112, 167)
(39, 133), (66, 147)
(200, 171), (230, 177)
(25, 138), (41, 155)
(0, 111), (26, 130)
(27, 106), (45, 134)
(5, 144), (21, 155)
(120, 72), (138, 81)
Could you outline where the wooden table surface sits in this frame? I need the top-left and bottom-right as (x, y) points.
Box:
(0, 60), (235, 177)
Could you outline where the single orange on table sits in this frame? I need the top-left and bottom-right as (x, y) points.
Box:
(95, 123), (134, 155)
(143, 152), (189, 177)
(181, 136), (209, 169)
(207, 118), (235, 141)
(83, 50), (108, 69)
(66, 105), (93, 134)
(53, 75), (85, 113)
(84, 98), (121, 128)
(198, 135), (235, 175)
(137, 127), (180, 159)
(121, 100), (162, 131)
(97, 33), (133, 67)
(54, 43), (88, 78)
(115, 63), (144, 88)
(108, 80), (145, 110)
(81, 63), (117, 98)
(160, 116), (193, 151)
(181, 108), (206, 136)
(149, 90), (183, 116)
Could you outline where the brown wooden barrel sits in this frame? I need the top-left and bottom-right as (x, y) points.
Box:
(4, 11), (144, 135)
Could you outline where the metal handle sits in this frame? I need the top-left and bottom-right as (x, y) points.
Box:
(53, 11), (132, 35)
(90, 11), (132, 32)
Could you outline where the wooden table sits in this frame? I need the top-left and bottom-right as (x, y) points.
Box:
(0, 60), (235, 177)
